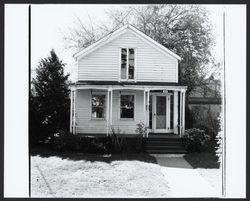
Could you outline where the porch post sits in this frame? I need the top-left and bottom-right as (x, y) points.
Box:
(73, 89), (76, 135)
(143, 89), (148, 137)
(146, 89), (150, 137)
(106, 89), (110, 136)
(182, 90), (186, 135)
(70, 89), (73, 133)
(143, 89), (146, 123)
(173, 90), (178, 134)
(110, 89), (113, 132)
(179, 91), (183, 136)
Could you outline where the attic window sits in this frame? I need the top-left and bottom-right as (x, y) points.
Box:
(120, 48), (135, 80)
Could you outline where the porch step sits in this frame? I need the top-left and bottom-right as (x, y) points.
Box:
(146, 137), (182, 142)
(146, 149), (187, 154)
(148, 133), (178, 138)
(146, 141), (181, 146)
(145, 134), (186, 154)
(146, 145), (185, 150)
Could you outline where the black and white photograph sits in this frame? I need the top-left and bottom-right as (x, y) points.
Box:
(3, 3), (247, 199)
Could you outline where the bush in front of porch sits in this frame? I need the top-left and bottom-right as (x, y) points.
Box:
(181, 125), (221, 168)
(182, 128), (211, 153)
(51, 130), (145, 154)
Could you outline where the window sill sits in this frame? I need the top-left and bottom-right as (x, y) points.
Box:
(119, 79), (136, 82)
(90, 118), (106, 121)
(119, 118), (135, 121)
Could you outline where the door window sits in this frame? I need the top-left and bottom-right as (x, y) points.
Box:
(156, 96), (166, 129)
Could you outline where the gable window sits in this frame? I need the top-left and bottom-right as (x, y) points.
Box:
(120, 94), (134, 119)
(120, 48), (135, 80)
(91, 94), (105, 119)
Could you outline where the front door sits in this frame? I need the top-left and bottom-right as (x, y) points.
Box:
(152, 94), (172, 133)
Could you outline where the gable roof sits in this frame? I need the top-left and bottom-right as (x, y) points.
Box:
(73, 24), (181, 61)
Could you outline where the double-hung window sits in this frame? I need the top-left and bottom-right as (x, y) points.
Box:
(91, 94), (106, 119)
(120, 48), (135, 80)
(120, 94), (135, 119)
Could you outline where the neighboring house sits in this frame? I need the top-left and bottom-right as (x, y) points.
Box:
(70, 24), (187, 137)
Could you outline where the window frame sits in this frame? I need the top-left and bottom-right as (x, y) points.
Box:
(119, 93), (136, 120)
(90, 92), (107, 120)
(119, 47), (136, 82)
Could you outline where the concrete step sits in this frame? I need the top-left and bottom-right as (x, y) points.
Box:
(146, 138), (182, 143)
(146, 149), (187, 154)
(146, 145), (185, 150)
(146, 141), (182, 146)
(145, 134), (186, 154)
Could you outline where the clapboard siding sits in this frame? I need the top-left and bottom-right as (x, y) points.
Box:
(111, 90), (146, 134)
(78, 29), (177, 82)
(75, 89), (107, 134)
(75, 89), (146, 134)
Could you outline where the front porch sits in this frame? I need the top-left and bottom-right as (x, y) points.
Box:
(70, 82), (187, 137)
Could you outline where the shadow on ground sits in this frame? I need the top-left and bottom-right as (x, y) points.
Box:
(184, 152), (220, 169)
(30, 145), (157, 164)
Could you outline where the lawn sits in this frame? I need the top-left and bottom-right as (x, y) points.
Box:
(31, 153), (170, 198)
(183, 152), (220, 169)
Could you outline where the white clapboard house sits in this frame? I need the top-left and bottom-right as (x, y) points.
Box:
(70, 24), (187, 138)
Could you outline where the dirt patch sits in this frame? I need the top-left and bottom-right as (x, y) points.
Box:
(31, 155), (170, 198)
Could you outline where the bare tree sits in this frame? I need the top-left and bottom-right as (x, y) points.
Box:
(64, 5), (216, 96)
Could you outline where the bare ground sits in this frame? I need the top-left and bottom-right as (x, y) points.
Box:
(31, 154), (170, 198)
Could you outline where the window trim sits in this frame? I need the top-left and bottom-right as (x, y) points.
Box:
(119, 47), (136, 82)
(119, 92), (136, 120)
(90, 92), (107, 120)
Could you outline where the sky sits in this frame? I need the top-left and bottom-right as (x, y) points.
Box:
(31, 4), (225, 81)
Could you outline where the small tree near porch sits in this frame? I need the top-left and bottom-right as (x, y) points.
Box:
(30, 49), (70, 144)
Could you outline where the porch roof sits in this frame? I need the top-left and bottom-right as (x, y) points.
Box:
(74, 80), (184, 86)
(71, 80), (187, 91)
